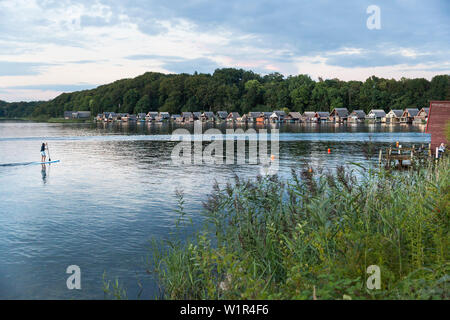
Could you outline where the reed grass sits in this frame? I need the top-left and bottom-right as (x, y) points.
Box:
(151, 158), (449, 299)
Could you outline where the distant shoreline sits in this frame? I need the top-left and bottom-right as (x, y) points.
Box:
(0, 117), (91, 123)
(0, 117), (427, 126)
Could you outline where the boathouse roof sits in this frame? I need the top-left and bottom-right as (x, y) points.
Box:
(202, 112), (215, 118)
(302, 111), (316, 118)
(330, 108), (349, 117)
(216, 111), (228, 118)
(350, 110), (366, 118)
(287, 112), (302, 119)
(315, 111), (329, 118)
(227, 112), (240, 119)
(387, 109), (403, 117)
(273, 110), (286, 117)
(417, 108), (429, 116)
(368, 109), (386, 118)
(248, 112), (262, 118)
(403, 108), (419, 117)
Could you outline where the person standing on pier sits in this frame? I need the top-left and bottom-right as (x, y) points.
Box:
(438, 143), (445, 158)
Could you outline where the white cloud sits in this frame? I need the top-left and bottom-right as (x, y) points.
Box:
(0, 0), (448, 101)
(0, 88), (61, 101)
(0, 1), (241, 100)
(326, 48), (365, 56)
(291, 55), (450, 81)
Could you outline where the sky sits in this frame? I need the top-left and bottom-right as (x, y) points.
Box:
(0, 0), (449, 102)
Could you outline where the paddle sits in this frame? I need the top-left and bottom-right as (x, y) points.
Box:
(47, 143), (51, 162)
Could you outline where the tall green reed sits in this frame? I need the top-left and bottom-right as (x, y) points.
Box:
(151, 158), (449, 299)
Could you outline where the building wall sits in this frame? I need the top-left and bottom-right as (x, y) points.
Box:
(426, 101), (450, 151)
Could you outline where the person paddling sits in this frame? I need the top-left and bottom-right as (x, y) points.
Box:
(40, 142), (47, 162)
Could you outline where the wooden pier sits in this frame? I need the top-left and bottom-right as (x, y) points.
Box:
(378, 144), (430, 169)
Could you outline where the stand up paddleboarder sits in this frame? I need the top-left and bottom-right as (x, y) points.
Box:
(40, 142), (48, 162)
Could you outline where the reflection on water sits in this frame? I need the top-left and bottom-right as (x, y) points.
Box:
(41, 165), (47, 184)
(0, 122), (429, 299)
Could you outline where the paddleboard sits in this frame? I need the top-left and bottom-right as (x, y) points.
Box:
(32, 160), (60, 165)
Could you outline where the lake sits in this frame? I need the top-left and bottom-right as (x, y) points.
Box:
(0, 121), (430, 299)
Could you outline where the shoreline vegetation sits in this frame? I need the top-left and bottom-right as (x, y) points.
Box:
(0, 116), (91, 123)
(0, 70), (448, 119)
(148, 158), (449, 300)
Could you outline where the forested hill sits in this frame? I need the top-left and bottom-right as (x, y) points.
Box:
(0, 100), (43, 118)
(5, 69), (450, 118)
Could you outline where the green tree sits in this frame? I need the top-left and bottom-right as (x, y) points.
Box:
(122, 88), (140, 114)
(11, 68), (446, 119)
(135, 94), (151, 113)
(429, 75), (449, 100)
(242, 80), (264, 113)
(311, 82), (329, 111)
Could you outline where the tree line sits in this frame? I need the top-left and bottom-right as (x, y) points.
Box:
(0, 100), (43, 118)
(1, 69), (449, 118)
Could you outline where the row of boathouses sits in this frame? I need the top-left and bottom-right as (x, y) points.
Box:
(95, 107), (430, 124)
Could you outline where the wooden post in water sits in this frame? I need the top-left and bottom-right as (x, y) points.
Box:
(388, 147), (392, 169)
(378, 149), (382, 165)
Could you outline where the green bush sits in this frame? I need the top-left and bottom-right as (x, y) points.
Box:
(151, 159), (449, 300)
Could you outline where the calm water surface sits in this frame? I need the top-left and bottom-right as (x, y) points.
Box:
(0, 121), (429, 299)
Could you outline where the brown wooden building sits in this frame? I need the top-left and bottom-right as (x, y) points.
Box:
(329, 108), (349, 122)
(425, 101), (450, 152)
(413, 108), (429, 124)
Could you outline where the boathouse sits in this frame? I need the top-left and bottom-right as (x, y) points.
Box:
(285, 112), (302, 122)
(107, 112), (117, 122)
(366, 109), (386, 122)
(247, 112), (262, 122)
(181, 112), (193, 122)
(121, 114), (129, 122)
(64, 111), (91, 119)
(269, 111), (286, 122)
(216, 111), (228, 121)
(261, 112), (272, 121)
(348, 110), (366, 122)
(227, 112), (240, 122)
(146, 111), (158, 121)
(329, 108), (349, 122)
(236, 114), (248, 123)
(159, 112), (170, 120)
(302, 111), (316, 122)
(256, 114), (266, 123)
(401, 108), (419, 123)
(272, 110), (286, 121)
(201, 112), (215, 121)
(413, 108), (429, 124)
(155, 112), (168, 122)
(192, 112), (202, 121)
(64, 111), (75, 119)
(385, 109), (403, 123)
(315, 111), (329, 122)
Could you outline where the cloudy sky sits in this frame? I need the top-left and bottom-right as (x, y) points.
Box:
(0, 0), (449, 101)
